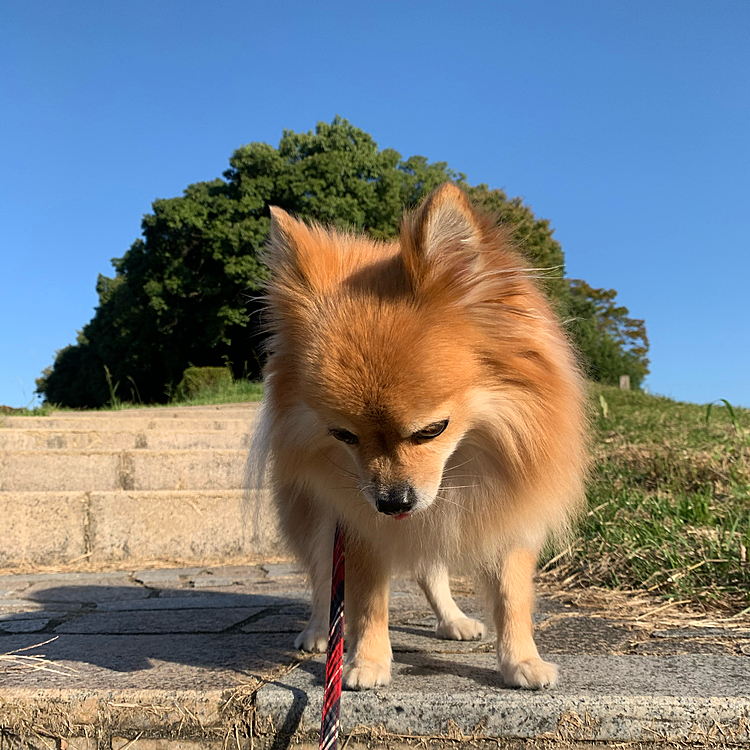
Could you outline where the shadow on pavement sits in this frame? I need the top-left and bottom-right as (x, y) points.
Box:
(0, 584), (311, 679)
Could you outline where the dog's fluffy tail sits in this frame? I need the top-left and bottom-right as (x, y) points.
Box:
(243, 394), (277, 555)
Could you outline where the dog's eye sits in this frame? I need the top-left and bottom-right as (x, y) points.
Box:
(413, 419), (449, 441)
(329, 428), (359, 445)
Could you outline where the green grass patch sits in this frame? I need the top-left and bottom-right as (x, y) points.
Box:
(167, 377), (263, 406)
(542, 384), (750, 614)
(1, 403), (61, 417)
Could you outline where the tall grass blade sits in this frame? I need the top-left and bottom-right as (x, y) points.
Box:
(103, 365), (122, 410)
(599, 394), (609, 419)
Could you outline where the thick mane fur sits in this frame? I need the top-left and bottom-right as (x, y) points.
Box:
(248, 185), (589, 571)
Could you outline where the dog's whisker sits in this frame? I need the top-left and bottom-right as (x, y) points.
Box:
(313, 439), (359, 479)
(444, 457), (476, 472)
(444, 472), (498, 481)
(434, 495), (464, 508)
(349, 499), (373, 509)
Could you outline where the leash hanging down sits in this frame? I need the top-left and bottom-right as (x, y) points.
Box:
(319, 523), (345, 750)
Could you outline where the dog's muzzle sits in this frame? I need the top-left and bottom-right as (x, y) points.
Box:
(373, 483), (417, 515)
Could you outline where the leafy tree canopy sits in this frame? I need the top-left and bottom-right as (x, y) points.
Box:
(37, 117), (648, 406)
(566, 279), (650, 388)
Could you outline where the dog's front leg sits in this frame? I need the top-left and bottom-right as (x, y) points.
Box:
(343, 536), (392, 689)
(485, 546), (557, 689)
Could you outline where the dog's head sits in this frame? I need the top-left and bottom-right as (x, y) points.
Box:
(264, 185), (546, 518)
(304, 305), (481, 518)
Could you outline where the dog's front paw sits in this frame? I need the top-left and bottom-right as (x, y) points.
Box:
(436, 616), (485, 641)
(500, 657), (558, 689)
(343, 658), (391, 690)
(294, 627), (328, 653)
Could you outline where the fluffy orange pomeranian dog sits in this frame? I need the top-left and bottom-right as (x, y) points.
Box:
(251, 184), (588, 690)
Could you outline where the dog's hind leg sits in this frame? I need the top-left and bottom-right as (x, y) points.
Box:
(275, 484), (333, 653)
(417, 562), (484, 641)
(293, 527), (334, 653)
(484, 546), (557, 689)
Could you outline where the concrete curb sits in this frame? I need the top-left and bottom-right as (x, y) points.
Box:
(256, 653), (750, 744)
(4, 659), (747, 747)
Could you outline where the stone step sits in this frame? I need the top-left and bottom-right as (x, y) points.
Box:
(259, 653), (750, 744)
(0, 429), (251, 451)
(0, 416), (255, 431)
(38, 403), (260, 419)
(0, 450), (246, 491)
(0, 489), (279, 567)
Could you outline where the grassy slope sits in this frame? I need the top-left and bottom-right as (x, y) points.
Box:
(7, 381), (749, 612)
(541, 384), (749, 614)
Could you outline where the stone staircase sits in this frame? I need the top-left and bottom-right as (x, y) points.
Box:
(0, 403), (265, 569)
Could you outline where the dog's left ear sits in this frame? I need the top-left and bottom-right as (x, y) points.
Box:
(400, 183), (483, 285)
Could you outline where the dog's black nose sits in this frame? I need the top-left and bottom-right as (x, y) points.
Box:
(374, 484), (416, 515)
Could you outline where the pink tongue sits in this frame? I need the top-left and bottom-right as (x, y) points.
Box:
(394, 513), (411, 520)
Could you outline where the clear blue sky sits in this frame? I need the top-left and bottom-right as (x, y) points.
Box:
(1, 1), (748, 408)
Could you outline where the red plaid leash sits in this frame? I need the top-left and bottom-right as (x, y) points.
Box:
(319, 523), (345, 750)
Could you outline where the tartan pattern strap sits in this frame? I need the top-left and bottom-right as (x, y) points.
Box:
(319, 523), (345, 750)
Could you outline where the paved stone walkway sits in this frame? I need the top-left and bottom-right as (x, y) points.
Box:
(1, 564), (749, 748)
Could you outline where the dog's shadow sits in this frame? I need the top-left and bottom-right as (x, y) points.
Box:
(292, 623), (507, 691)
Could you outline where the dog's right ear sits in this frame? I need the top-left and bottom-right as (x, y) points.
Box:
(267, 207), (338, 296)
(266, 207), (310, 287)
(265, 207), (325, 330)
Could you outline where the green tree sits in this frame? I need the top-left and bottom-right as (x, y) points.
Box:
(566, 279), (650, 388)
(37, 117), (648, 406)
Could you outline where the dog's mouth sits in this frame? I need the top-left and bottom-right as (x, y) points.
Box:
(392, 512), (412, 521)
